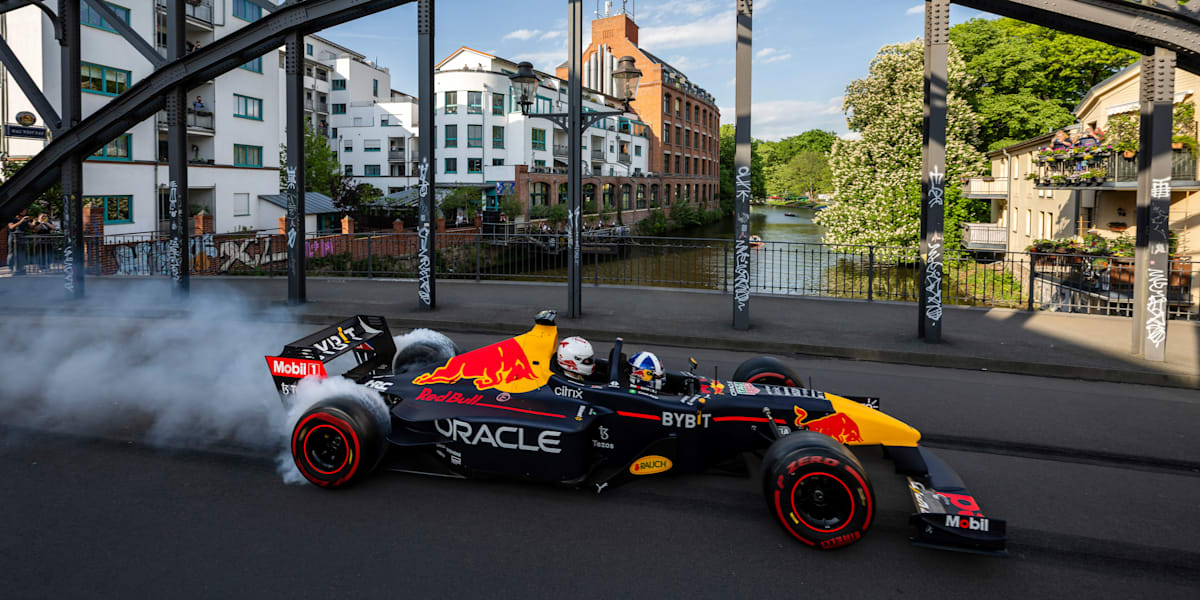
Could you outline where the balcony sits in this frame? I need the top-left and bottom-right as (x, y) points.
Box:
(1033, 148), (1199, 189)
(961, 177), (1008, 199)
(591, 148), (605, 160)
(618, 152), (631, 164)
(961, 223), (1007, 251)
(388, 151), (405, 161)
(553, 144), (569, 156)
(155, 0), (214, 27)
(155, 110), (214, 133)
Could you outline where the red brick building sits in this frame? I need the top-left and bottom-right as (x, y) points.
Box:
(556, 13), (720, 213)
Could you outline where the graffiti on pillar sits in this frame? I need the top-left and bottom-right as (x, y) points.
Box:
(285, 167), (298, 249)
(925, 232), (943, 324)
(1145, 267), (1168, 348)
(418, 157), (430, 199)
(167, 180), (182, 283)
(62, 194), (74, 293)
(928, 166), (944, 207)
(569, 203), (580, 266)
(1149, 178), (1171, 238)
(417, 222), (432, 305)
(733, 165), (752, 311)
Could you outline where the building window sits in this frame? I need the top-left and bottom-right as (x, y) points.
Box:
(316, 69), (327, 81)
(664, 153), (671, 174)
(373, 79), (379, 97)
(233, 144), (262, 167)
(364, 165), (381, 176)
(468, 91), (482, 114)
(445, 158), (457, 174)
(650, 184), (659, 207)
(444, 91), (457, 114)
(364, 139), (381, 152)
(634, 145), (642, 157)
(492, 158), (504, 166)
(445, 124), (458, 148)
(86, 195), (132, 224)
(1012, 208), (1018, 233)
(492, 126), (505, 149)
(531, 182), (549, 207)
(331, 127), (338, 139)
(90, 133), (131, 161)
(1025, 209), (1031, 236)
(233, 193), (250, 217)
(344, 140), (353, 152)
(492, 93), (505, 115)
(535, 96), (552, 114)
(531, 128), (546, 151)
(663, 94), (670, 113)
(675, 155), (681, 173)
(81, 1), (130, 34)
(467, 125), (482, 148)
(675, 125), (681, 145)
(240, 57), (262, 73)
(233, 94), (263, 120)
(674, 98), (681, 116)
(332, 103), (346, 114)
(381, 117), (389, 127)
(344, 165), (353, 176)
(306, 66), (313, 77)
(233, 0), (261, 22)
(306, 43), (314, 56)
(332, 79), (346, 90)
(534, 159), (546, 167)
(468, 158), (482, 173)
(636, 184), (646, 209)
(1079, 206), (1094, 232)
(662, 124), (670, 144)
(81, 62), (130, 96)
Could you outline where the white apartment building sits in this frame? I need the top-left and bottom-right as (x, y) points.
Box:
(434, 47), (651, 208)
(1, 0), (287, 235)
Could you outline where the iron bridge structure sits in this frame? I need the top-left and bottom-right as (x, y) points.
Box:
(0, 0), (1196, 362)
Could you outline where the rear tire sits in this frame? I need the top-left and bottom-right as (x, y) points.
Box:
(733, 356), (804, 387)
(291, 396), (386, 488)
(762, 431), (874, 549)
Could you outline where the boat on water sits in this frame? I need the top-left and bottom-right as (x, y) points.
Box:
(784, 212), (797, 217)
(749, 235), (765, 248)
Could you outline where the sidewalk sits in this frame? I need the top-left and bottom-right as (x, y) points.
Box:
(1, 274), (1197, 388)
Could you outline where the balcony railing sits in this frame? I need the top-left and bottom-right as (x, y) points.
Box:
(553, 144), (569, 156)
(1034, 148), (1198, 187)
(961, 177), (1008, 197)
(156, 110), (214, 131)
(156, 0), (214, 25)
(961, 223), (1007, 251)
(591, 149), (605, 160)
(388, 151), (405, 161)
(618, 152), (632, 164)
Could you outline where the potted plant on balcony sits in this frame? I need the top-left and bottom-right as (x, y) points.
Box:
(1025, 172), (1038, 181)
(1081, 232), (1108, 255)
(1172, 134), (1197, 157)
(1107, 112), (1139, 158)
(1079, 171), (1095, 185)
(1108, 221), (1128, 233)
(1050, 174), (1067, 186)
(1090, 167), (1108, 184)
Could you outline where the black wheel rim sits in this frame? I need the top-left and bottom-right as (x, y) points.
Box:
(792, 473), (853, 531)
(305, 425), (349, 473)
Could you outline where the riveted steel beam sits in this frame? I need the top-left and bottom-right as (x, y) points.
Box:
(567, 0), (583, 318)
(416, 0), (435, 309)
(59, 0), (82, 298)
(732, 0), (752, 330)
(285, 31), (306, 305)
(166, 0), (189, 296)
(920, 0), (950, 342)
(0, 0), (418, 225)
(0, 35), (61, 131)
(81, 0), (164, 68)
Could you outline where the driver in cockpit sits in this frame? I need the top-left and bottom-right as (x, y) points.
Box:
(556, 336), (597, 382)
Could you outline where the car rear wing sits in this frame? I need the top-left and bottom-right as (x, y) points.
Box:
(264, 315), (396, 397)
(887, 445), (1008, 556)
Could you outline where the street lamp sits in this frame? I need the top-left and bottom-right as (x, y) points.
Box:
(510, 56), (642, 120)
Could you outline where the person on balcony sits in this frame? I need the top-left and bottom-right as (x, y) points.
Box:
(192, 96), (206, 113)
(1077, 126), (1099, 148)
(1052, 130), (1071, 150)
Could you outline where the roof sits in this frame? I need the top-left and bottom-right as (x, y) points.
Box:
(987, 132), (1056, 158)
(309, 34), (365, 60)
(258, 192), (339, 215)
(435, 47), (498, 70)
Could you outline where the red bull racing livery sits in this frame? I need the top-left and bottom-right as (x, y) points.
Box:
(266, 310), (1007, 556)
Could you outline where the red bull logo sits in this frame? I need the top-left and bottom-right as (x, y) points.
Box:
(793, 406), (864, 444)
(413, 338), (537, 391)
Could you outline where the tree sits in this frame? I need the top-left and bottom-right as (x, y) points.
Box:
(440, 187), (481, 220)
(816, 40), (987, 249)
(330, 179), (382, 216)
(718, 124), (765, 213)
(761, 130), (837, 195)
(278, 122), (342, 195)
(950, 18), (1138, 151)
(777, 151), (831, 199)
(1, 161), (61, 221)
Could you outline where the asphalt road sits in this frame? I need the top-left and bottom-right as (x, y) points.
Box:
(1, 318), (1198, 598)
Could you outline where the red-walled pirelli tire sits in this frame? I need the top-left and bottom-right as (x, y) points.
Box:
(732, 356), (805, 388)
(762, 431), (874, 550)
(291, 396), (385, 489)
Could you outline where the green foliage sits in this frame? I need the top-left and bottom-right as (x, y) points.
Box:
(950, 17), (1138, 151)
(1104, 103), (1197, 156)
(499, 195), (523, 220)
(546, 203), (568, 225)
(759, 130), (838, 196)
(718, 124), (765, 210)
(583, 199), (597, 214)
(441, 187), (480, 219)
(775, 151), (832, 198)
(529, 205), (550, 219)
(636, 209), (668, 235)
(279, 122), (341, 196)
(1, 161), (61, 221)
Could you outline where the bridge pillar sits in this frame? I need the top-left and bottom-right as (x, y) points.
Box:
(59, 0), (84, 299)
(166, 0), (189, 297)
(416, 0), (436, 309)
(285, 32), (306, 305)
(732, 0), (752, 331)
(1132, 48), (1176, 362)
(919, 0), (950, 342)
(567, 0), (582, 318)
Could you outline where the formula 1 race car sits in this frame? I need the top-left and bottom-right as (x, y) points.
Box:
(265, 311), (1006, 555)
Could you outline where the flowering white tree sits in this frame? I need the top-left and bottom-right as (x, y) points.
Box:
(816, 40), (986, 249)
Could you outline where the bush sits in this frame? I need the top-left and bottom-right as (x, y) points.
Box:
(529, 205), (550, 220)
(636, 209), (668, 235)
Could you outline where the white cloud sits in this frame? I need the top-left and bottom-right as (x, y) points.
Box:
(640, 10), (731, 50)
(756, 48), (792, 64)
(504, 29), (541, 41)
(511, 51), (566, 71)
(666, 54), (708, 73)
(717, 97), (847, 141)
(905, 4), (924, 16)
(756, 48), (777, 59)
(539, 30), (564, 41)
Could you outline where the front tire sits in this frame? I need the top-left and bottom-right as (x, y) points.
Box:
(291, 396), (386, 488)
(733, 356), (804, 387)
(762, 431), (874, 549)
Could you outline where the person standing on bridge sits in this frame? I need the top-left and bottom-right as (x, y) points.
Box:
(7, 209), (31, 275)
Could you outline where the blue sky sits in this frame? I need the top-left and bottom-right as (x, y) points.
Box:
(320, 1), (992, 140)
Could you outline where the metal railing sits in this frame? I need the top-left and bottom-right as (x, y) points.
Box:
(156, 110), (214, 131)
(388, 151), (405, 160)
(553, 144), (569, 156)
(591, 148), (605, 160)
(8, 233), (1196, 321)
(1034, 148), (1198, 186)
(962, 223), (1007, 251)
(156, 0), (214, 24)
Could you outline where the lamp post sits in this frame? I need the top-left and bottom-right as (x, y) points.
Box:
(509, 55), (641, 318)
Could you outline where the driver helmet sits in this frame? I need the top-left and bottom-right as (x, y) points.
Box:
(629, 351), (664, 392)
(557, 336), (595, 379)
